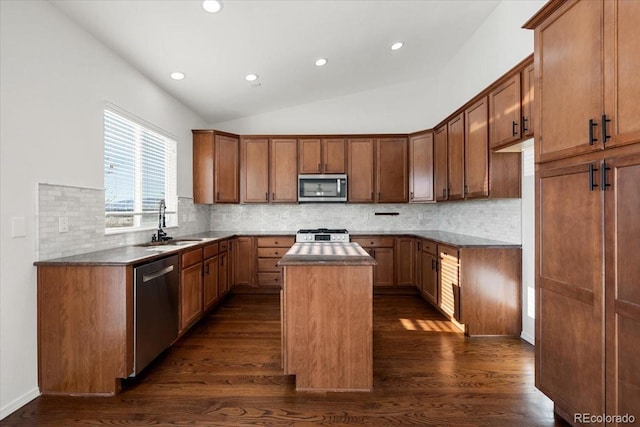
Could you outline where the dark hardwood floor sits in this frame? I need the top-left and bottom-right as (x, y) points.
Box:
(2, 294), (567, 426)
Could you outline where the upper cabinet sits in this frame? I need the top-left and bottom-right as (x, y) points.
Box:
(347, 138), (375, 202)
(521, 62), (535, 139)
(298, 138), (346, 174)
(489, 74), (522, 150)
(192, 130), (240, 204)
(347, 137), (408, 203)
(527, 0), (640, 163)
(376, 137), (408, 203)
(464, 97), (490, 199)
(434, 125), (448, 202)
(408, 131), (434, 203)
(447, 114), (465, 201)
(241, 138), (298, 203)
(270, 138), (298, 203)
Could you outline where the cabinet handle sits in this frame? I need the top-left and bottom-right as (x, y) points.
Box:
(464, 185), (468, 196)
(522, 116), (529, 133)
(221, 255), (224, 266)
(589, 164), (599, 191)
(589, 119), (598, 145)
(431, 259), (436, 270)
(601, 114), (611, 145)
(601, 161), (611, 191)
(512, 121), (518, 137)
(205, 264), (209, 275)
(378, 192), (381, 200)
(442, 188), (446, 198)
(318, 163), (321, 172)
(265, 192), (268, 201)
(272, 192), (275, 200)
(216, 191), (220, 200)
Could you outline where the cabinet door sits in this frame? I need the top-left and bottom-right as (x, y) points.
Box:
(434, 125), (448, 201)
(395, 237), (414, 286)
(347, 138), (375, 202)
(604, 0), (640, 148)
(203, 256), (219, 310)
(323, 138), (346, 173)
(422, 251), (438, 306)
(241, 138), (270, 203)
(537, 162), (604, 417)
(521, 63), (535, 139)
(535, 0), (604, 162)
(438, 245), (459, 320)
(604, 150), (640, 417)
(376, 137), (408, 203)
(414, 240), (423, 292)
(218, 244), (229, 297)
(409, 132), (434, 202)
(465, 97), (489, 199)
(192, 131), (214, 204)
(180, 263), (203, 331)
(270, 139), (298, 202)
(214, 134), (239, 203)
(372, 247), (394, 287)
(298, 138), (322, 174)
(447, 114), (465, 201)
(233, 236), (255, 286)
(490, 74), (522, 150)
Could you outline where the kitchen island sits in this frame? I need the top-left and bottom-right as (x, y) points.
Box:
(278, 242), (376, 392)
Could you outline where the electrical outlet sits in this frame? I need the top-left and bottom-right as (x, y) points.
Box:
(58, 216), (69, 233)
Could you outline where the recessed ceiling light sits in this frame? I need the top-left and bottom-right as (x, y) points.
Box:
(170, 72), (185, 80)
(245, 73), (259, 82)
(315, 58), (328, 67)
(202, 0), (223, 13)
(390, 41), (404, 51)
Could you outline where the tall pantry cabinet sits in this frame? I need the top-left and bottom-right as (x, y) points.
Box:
(525, 0), (640, 424)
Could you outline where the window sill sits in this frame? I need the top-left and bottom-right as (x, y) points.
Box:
(104, 225), (178, 236)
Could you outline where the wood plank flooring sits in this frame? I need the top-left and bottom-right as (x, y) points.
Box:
(2, 294), (568, 426)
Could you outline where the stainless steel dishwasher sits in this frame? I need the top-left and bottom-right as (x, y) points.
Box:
(131, 254), (179, 376)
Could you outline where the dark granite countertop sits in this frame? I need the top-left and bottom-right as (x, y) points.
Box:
(35, 229), (518, 267)
(278, 242), (377, 266)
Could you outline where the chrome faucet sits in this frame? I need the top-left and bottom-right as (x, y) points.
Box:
(152, 199), (171, 242)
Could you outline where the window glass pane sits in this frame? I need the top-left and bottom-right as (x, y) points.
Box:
(104, 108), (177, 231)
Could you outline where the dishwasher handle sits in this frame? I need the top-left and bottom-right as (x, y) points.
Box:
(142, 265), (175, 283)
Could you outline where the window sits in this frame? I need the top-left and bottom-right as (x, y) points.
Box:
(104, 108), (177, 232)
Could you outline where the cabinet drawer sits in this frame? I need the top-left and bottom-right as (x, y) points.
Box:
(257, 247), (287, 258)
(422, 240), (437, 256)
(439, 244), (459, 262)
(258, 272), (282, 286)
(352, 236), (395, 248)
(181, 247), (203, 268)
(258, 257), (281, 273)
(203, 242), (219, 259)
(257, 236), (294, 247)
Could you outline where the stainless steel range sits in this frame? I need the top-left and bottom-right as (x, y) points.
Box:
(296, 228), (350, 243)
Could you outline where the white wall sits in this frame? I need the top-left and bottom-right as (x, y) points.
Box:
(521, 147), (536, 344)
(0, 0), (207, 418)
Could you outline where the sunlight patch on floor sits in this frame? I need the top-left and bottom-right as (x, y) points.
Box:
(399, 318), (460, 333)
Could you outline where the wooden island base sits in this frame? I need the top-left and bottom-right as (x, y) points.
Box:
(279, 243), (376, 392)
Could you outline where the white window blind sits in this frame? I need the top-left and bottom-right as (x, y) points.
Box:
(104, 108), (177, 232)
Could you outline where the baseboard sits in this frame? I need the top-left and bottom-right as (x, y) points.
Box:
(520, 331), (535, 345)
(0, 387), (40, 420)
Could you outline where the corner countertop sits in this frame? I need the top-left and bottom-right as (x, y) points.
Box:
(351, 230), (520, 248)
(278, 242), (377, 266)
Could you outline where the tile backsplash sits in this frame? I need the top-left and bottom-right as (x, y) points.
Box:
(37, 183), (521, 260)
(210, 199), (521, 243)
(37, 184), (210, 260)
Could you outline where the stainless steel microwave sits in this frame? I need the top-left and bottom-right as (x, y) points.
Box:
(298, 174), (347, 202)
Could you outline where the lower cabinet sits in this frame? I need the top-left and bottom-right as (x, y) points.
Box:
(232, 236), (256, 286)
(218, 240), (229, 297)
(421, 240), (438, 306)
(395, 237), (415, 286)
(203, 243), (219, 311)
(180, 247), (203, 333)
(438, 244), (460, 322)
(352, 236), (394, 287)
(256, 236), (294, 287)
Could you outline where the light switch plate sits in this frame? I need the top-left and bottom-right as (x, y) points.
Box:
(11, 217), (26, 238)
(59, 216), (69, 233)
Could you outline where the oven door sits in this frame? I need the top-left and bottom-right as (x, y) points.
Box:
(298, 174), (347, 202)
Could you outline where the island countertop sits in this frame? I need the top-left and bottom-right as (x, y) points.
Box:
(278, 242), (377, 266)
